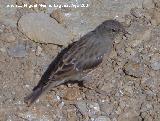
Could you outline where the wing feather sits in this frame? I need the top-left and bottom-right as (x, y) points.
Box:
(34, 31), (105, 90)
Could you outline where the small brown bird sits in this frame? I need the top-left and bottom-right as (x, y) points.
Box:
(24, 20), (128, 106)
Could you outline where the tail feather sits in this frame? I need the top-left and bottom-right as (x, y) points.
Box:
(24, 87), (43, 106)
(24, 80), (65, 106)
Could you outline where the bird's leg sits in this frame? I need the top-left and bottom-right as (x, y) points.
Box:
(77, 75), (90, 87)
(78, 74), (95, 90)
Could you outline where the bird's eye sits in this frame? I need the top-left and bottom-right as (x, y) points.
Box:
(112, 29), (116, 32)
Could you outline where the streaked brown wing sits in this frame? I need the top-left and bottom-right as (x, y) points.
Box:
(49, 40), (86, 80)
(49, 31), (104, 81)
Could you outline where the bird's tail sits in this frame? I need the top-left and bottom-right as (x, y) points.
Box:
(24, 80), (65, 106)
(24, 86), (44, 106)
(24, 81), (53, 106)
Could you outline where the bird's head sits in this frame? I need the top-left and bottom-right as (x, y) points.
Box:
(97, 20), (129, 37)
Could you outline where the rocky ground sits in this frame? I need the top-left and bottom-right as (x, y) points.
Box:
(0, 0), (160, 121)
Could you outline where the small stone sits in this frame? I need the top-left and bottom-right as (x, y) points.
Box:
(0, 24), (5, 33)
(66, 106), (77, 121)
(125, 47), (133, 53)
(151, 61), (160, 70)
(141, 102), (153, 112)
(100, 82), (114, 93)
(152, 8), (160, 25)
(76, 101), (88, 115)
(36, 46), (43, 56)
(124, 15), (132, 26)
(150, 53), (160, 70)
(99, 101), (113, 115)
(118, 110), (139, 121)
(88, 102), (100, 112)
(50, 9), (64, 24)
(63, 87), (80, 101)
(0, 47), (6, 53)
(149, 26), (160, 51)
(123, 85), (133, 95)
(7, 34), (16, 42)
(1, 33), (16, 42)
(95, 116), (111, 121)
(142, 0), (155, 10)
(87, 102), (100, 118)
(123, 61), (144, 78)
(7, 44), (27, 58)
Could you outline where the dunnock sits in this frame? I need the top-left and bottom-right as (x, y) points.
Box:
(24, 20), (128, 106)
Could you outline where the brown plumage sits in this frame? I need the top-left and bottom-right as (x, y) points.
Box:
(24, 20), (128, 106)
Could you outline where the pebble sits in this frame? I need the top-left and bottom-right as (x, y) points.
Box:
(0, 24), (5, 33)
(142, 0), (155, 10)
(99, 101), (113, 115)
(124, 15), (132, 26)
(76, 101), (88, 115)
(95, 116), (111, 121)
(87, 102), (100, 117)
(63, 87), (81, 101)
(140, 102), (153, 112)
(152, 8), (160, 25)
(1, 33), (16, 43)
(0, 47), (6, 53)
(66, 106), (77, 121)
(123, 85), (133, 95)
(151, 61), (160, 70)
(88, 102), (100, 112)
(100, 81), (115, 93)
(149, 26), (160, 51)
(118, 109), (139, 121)
(7, 44), (27, 58)
(123, 61), (144, 78)
(150, 53), (160, 70)
(50, 9), (64, 24)
(18, 13), (73, 46)
(36, 46), (43, 56)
